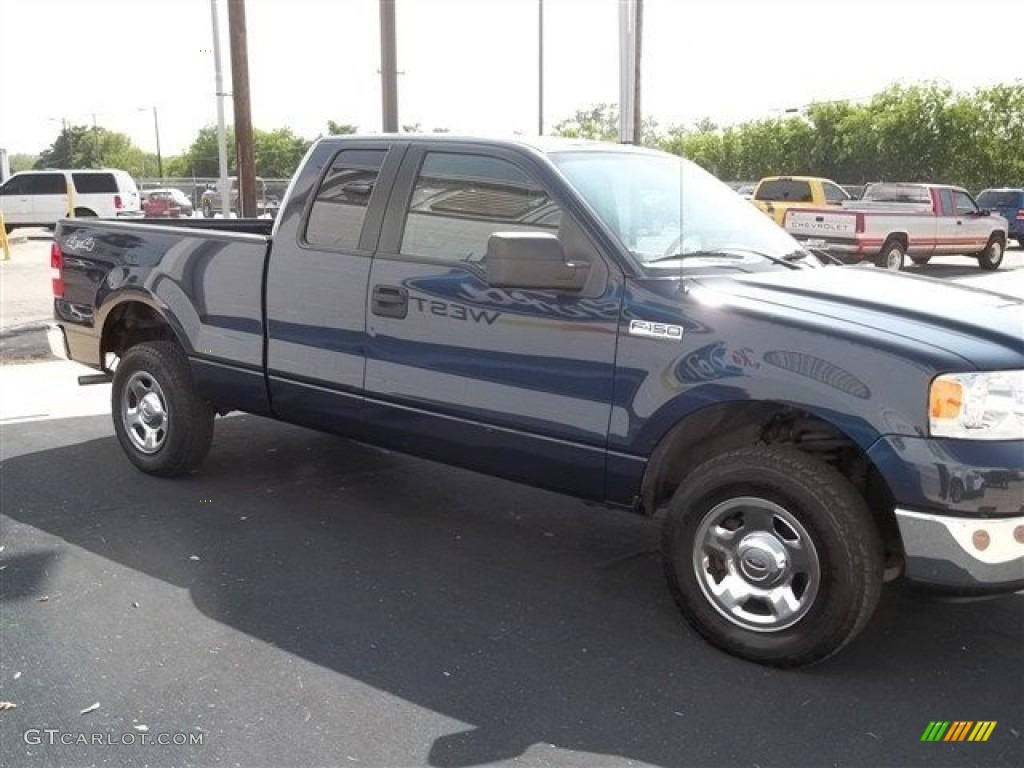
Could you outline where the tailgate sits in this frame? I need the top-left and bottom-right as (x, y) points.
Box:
(784, 209), (859, 241)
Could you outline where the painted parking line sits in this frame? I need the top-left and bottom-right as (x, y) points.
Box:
(0, 360), (111, 425)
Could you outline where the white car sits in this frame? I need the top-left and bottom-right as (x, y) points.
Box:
(0, 169), (141, 232)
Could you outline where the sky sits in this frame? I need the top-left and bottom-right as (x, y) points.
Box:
(1, 0), (1021, 158)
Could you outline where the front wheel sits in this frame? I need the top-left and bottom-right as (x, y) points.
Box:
(977, 237), (1004, 270)
(112, 341), (215, 476)
(661, 446), (883, 667)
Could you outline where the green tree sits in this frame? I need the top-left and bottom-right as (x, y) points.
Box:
(35, 125), (155, 176)
(253, 128), (313, 177)
(9, 153), (39, 173)
(326, 121), (358, 135)
(552, 103), (659, 144)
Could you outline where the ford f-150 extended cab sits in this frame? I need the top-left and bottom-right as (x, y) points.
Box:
(48, 136), (1024, 668)
(784, 182), (1009, 270)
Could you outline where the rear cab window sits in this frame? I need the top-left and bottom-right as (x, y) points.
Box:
(755, 179), (812, 203)
(304, 149), (387, 251)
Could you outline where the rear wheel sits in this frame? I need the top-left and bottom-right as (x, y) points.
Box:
(978, 237), (1004, 270)
(875, 239), (906, 271)
(112, 341), (215, 476)
(661, 446), (883, 667)
(73, 207), (98, 218)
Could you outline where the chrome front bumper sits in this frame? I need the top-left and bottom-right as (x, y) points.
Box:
(895, 508), (1024, 594)
(46, 324), (69, 360)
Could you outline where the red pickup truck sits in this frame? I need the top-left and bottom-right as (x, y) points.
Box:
(784, 182), (1009, 270)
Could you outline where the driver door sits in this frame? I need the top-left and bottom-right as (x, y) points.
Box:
(362, 144), (623, 498)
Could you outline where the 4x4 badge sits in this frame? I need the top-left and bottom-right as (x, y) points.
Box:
(628, 319), (684, 341)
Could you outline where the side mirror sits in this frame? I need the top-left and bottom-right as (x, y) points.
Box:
(485, 232), (590, 291)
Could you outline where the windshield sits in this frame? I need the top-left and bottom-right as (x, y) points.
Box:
(549, 150), (815, 272)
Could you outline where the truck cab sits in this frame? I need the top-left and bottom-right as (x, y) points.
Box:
(752, 175), (850, 225)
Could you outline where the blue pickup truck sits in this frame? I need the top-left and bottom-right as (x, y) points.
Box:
(48, 136), (1024, 667)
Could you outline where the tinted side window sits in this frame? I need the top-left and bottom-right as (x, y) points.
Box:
(755, 180), (812, 203)
(305, 149), (387, 251)
(24, 174), (67, 195)
(400, 152), (559, 263)
(822, 182), (849, 204)
(953, 191), (977, 215)
(938, 188), (955, 215)
(72, 173), (118, 194)
(0, 176), (29, 195)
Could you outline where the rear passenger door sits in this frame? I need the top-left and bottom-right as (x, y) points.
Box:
(265, 141), (403, 433)
(362, 144), (623, 498)
(31, 172), (71, 223)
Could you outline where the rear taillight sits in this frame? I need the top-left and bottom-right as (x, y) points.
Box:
(114, 194), (123, 210)
(855, 212), (865, 234)
(1016, 209), (1024, 221)
(51, 241), (64, 297)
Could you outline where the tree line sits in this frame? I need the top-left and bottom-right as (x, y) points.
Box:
(554, 82), (1024, 189)
(14, 81), (1023, 190)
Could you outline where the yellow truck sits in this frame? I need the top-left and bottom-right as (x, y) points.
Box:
(752, 175), (850, 225)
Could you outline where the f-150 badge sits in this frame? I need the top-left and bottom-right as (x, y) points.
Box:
(628, 319), (684, 341)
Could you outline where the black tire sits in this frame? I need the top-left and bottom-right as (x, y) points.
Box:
(950, 479), (964, 504)
(73, 207), (98, 218)
(661, 446), (883, 667)
(111, 341), (215, 477)
(1017, 239), (1024, 250)
(3, 224), (14, 235)
(909, 254), (931, 265)
(977, 236), (1004, 270)
(875, 239), (906, 271)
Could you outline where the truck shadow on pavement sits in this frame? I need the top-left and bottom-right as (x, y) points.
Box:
(3, 414), (1022, 767)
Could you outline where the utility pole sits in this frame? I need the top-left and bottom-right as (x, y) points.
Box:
(633, 0), (643, 145)
(228, 0), (256, 217)
(210, 0), (230, 216)
(379, 0), (398, 133)
(538, 0), (544, 135)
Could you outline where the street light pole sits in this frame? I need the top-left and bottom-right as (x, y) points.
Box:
(210, 0), (230, 216)
(538, 0), (544, 135)
(152, 106), (163, 179)
(379, 0), (398, 133)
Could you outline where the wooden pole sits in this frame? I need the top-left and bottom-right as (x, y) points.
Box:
(228, 0), (256, 217)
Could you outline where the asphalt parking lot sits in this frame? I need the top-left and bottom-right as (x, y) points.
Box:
(1, 233), (1022, 767)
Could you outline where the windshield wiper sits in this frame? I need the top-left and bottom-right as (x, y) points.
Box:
(645, 249), (747, 265)
(647, 247), (804, 269)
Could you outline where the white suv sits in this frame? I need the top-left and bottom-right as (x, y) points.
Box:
(0, 169), (141, 232)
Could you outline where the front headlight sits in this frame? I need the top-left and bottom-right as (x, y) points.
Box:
(929, 370), (1024, 440)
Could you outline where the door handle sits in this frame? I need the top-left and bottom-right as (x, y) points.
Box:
(371, 284), (408, 319)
